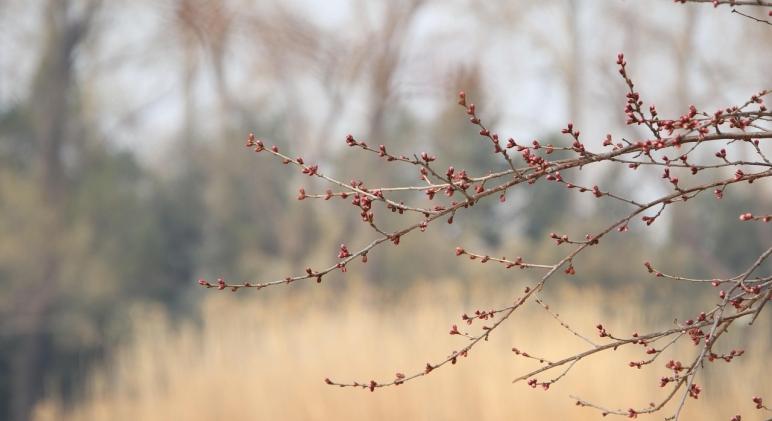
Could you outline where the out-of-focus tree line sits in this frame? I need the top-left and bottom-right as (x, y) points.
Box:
(0, 1), (769, 420)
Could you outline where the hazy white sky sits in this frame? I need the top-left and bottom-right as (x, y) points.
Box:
(0, 0), (769, 163)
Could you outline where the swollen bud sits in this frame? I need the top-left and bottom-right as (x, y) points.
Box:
(458, 91), (466, 106)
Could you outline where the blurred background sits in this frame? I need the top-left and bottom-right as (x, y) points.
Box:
(0, 1), (770, 420)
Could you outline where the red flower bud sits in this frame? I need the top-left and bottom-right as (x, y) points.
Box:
(338, 244), (351, 259)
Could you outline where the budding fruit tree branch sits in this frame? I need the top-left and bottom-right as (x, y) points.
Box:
(200, 1), (771, 419)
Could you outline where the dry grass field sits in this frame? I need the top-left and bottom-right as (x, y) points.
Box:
(33, 281), (770, 421)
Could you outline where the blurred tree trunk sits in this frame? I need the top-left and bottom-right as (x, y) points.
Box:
(667, 8), (731, 277)
(10, 1), (96, 419)
(566, 0), (582, 125)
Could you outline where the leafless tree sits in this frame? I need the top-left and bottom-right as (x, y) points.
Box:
(203, 2), (771, 420)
